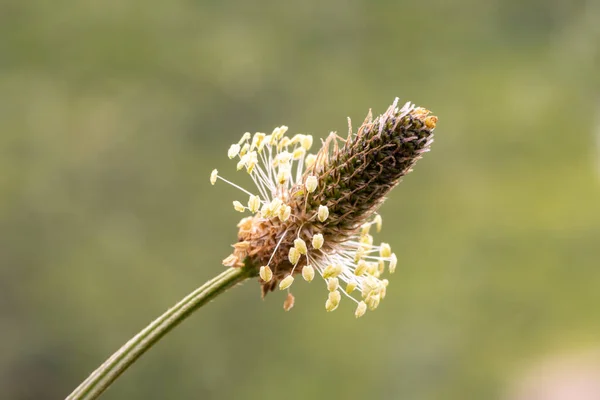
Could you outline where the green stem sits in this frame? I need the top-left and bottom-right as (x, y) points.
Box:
(66, 265), (257, 400)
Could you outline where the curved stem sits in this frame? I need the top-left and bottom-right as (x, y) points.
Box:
(66, 265), (257, 400)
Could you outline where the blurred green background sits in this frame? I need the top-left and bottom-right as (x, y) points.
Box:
(2, 0), (600, 399)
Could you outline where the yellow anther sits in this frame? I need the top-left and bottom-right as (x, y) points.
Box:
(322, 264), (342, 279)
(279, 275), (294, 290)
(305, 175), (318, 193)
(325, 291), (341, 312)
(274, 151), (292, 166)
(366, 262), (377, 276)
(361, 223), (370, 236)
(246, 151), (258, 174)
(290, 134), (305, 145)
(389, 253), (397, 274)
(302, 135), (313, 150)
(210, 169), (218, 185)
(374, 215), (383, 232)
(366, 293), (380, 310)
(354, 260), (367, 276)
(238, 132), (251, 145)
(425, 115), (438, 129)
(277, 169), (290, 185)
(305, 154), (316, 168)
(239, 143), (250, 156)
(355, 301), (367, 318)
(354, 248), (365, 263)
(278, 137), (291, 150)
(345, 282), (357, 294)
(248, 195), (260, 213)
(288, 247), (300, 265)
(380, 281), (388, 299)
(262, 134), (272, 146)
(311, 233), (324, 250)
(271, 126), (283, 141)
(270, 198), (283, 214)
(236, 160), (245, 171)
(302, 265), (315, 282)
(292, 147), (306, 160)
(260, 203), (272, 218)
(259, 266), (273, 282)
(360, 234), (373, 248)
(380, 242), (392, 258)
(279, 205), (291, 221)
(317, 205), (329, 222)
(233, 201), (245, 212)
(294, 238), (307, 255)
(251, 132), (266, 151)
(228, 144), (241, 159)
(327, 277), (339, 292)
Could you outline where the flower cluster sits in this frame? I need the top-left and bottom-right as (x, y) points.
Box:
(211, 99), (437, 317)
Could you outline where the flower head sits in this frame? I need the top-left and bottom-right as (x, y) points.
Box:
(211, 98), (437, 317)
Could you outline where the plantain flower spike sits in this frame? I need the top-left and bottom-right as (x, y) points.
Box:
(211, 98), (437, 316)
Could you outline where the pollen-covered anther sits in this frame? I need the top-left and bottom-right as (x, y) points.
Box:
(374, 215), (383, 232)
(278, 137), (291, 150)
(277, 169), (290, 185)
(272, 125), (287, 141)
(305, 154), (316, 168)
(389, 253), (397, 274)
(259, 266), (273, 282)
(238, 132), (251, 145)
(210, 169), (218, 185)
(345, 282), (357, 294)
(292, 147), (305, 160)
(327, 277), (339, 292)
(354, 248), (365, 263)
(305, 175), (318, 193)
(273, 151), (291, 167)
(279, 205), (291, 221)
(250, 132), (266, 151)
(366, 262), (378, 276)
(290, 134), (304, 145)
(361, 224), (370, 236)
(425, 115), (438, 129)
(366, 294), (381, 311)
(325, 291), (341, 312)
(248, 195), (260, 213)
(288, 247), (300, 265)
(322, 264), (342, 279)
(380, 242), (392, 258)
(301, 135), (313, 150)
(236, 157), (246, 171)
(228, 144), (240, 159)
(302, 265), (315, 282)
(311, 233), (324, 250)
(294, 238), (307, 255)
(381, 279), (389, 299)
(239, 142), (250, 156)
(279, 275), (294, 290)
(360, 234), (373, 248)
(354, 260), (367, 276)
(355, 301), (367, 318)
(317, 205), (329, 222)
(245, 151), (258, 174)
(233, 201), (245, 212)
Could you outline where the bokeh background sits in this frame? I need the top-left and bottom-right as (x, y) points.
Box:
(2, 0), (600, 399)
